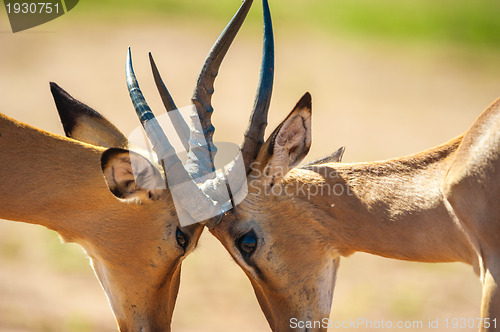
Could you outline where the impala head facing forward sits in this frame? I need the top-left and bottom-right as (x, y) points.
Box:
(208, 92), (344, 331)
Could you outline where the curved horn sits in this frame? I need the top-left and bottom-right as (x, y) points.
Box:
(149, 52), (191, 151)
(189, 0), (254, 178)
(203, 0), (275, 216)
(241, 0), (274, 173)
(126, 47), (176, 163)
(126, 48), (222, 224)
(126, 1), (256, 222)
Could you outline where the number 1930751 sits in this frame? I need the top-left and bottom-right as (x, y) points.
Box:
(6, 2), (60, 14)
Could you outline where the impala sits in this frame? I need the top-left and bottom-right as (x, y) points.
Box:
(198, 3), (499, 332)
(0, 0), (256, 330)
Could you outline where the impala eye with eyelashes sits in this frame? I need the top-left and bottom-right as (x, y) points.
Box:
(237, 230), (257, 258)
(176, 228), (189, 249)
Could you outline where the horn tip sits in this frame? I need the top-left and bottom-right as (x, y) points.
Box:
(126, 48), (133, 69)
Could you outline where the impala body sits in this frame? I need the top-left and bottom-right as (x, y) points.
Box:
(209, 87), (500, 331)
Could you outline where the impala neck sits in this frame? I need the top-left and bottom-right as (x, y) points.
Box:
(0, 114), (116, 241)
(287, 136), (476, 265)
(0, 114), (179, 330)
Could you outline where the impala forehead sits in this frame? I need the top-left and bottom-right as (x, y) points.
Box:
(226, 217), (263, 239)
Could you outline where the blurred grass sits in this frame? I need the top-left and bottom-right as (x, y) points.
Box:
(1, 308), (95, 332)
(65, 313), (96, 332)
(0, 237), (23, 261)
(0, 222), (90, 274)
(70, 0), (500, 50)
(43, 231), (91, 275)
(389, 285), (425, 318)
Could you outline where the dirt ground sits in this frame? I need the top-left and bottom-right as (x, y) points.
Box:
(1, 6), (500, 332)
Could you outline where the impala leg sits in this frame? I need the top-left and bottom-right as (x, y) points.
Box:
(480, 259), (500, 332)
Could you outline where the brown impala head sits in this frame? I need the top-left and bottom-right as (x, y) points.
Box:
(49, 1), (253, 330)
(206, 1), (344, 330)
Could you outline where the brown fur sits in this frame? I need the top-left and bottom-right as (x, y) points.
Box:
(210, 96), (500, 331)
(0, 113), (203, 331)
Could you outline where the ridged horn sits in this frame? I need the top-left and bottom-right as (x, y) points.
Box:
(203, 0), (275, 218)
(126, 48), (222, 224)
(241, 0), (274, 173)
(126, 47), (176, 163)
(189, 0), (254, 179)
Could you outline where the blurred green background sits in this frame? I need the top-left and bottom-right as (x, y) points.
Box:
(70, 0), (500, 50)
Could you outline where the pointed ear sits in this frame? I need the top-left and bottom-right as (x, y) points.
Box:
(101, 148), (165, 202)
(50, 82), (128, 148)
(252, 92), (312, 187)
(305, 146), (345, 165)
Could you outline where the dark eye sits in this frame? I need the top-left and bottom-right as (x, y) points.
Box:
(237, 231), (257, 258)
(176, 228), (189, 249)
